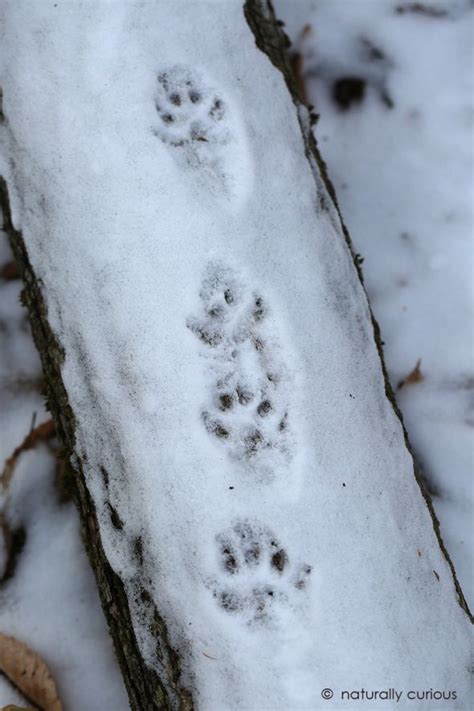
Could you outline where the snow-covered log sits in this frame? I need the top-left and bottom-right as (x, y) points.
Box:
(0, 1), (471, 709)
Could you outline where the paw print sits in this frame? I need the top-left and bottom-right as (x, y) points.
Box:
(187, 263), (294, 480)
(153, 66), (230, 148)
(212, 521), (311, 626)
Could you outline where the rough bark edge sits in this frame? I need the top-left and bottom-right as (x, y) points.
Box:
(0, 177), (193, 711)
(244, 0), (472, 622)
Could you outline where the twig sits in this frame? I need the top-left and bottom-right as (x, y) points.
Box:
(1, 420), (55, 491)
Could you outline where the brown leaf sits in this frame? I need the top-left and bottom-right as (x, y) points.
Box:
(0, 634), (62, 711)
(397, 359), (423, 390)
(0, 261), (19, 280)
(1, 420), (55, 491)
(0, 514), (26, 584)
(290, 52), (307, 105)
(289, 25), (312, 106)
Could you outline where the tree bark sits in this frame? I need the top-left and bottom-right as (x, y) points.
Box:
(243, 0), (470, 620)
(0, 1), (470, 710)
(0, 181), (187, 709)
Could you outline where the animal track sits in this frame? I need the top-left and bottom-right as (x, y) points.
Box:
(152, 66), (252, 202)
(187, 262), (294, 480)
(153, 66), (230, 150)
(212, 521), (311, 626)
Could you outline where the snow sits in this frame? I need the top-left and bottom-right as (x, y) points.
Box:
(0, 1), (471, 710)
(0, 445), (128, 709)
(0, 231), (128, 709)
(275, 0), (474, 604)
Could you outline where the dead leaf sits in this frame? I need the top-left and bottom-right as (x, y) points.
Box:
(397, 359), (423, 390)
(290, 52), (307, 104)
(0, 261), (19, 280)
(395, 3), (448, 18)
(1, 420), (55, 491)
(0, 633), (62, 711)
(0, 514), (26, 584)
(289, 25), (312, 106)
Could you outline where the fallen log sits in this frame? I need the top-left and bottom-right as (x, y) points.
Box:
(0, 1), (470, 709)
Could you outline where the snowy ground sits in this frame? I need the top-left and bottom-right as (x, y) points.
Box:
(0, 232), (128, 707)
(0, 1), (471, 709)
(276, 0), (474, 605)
